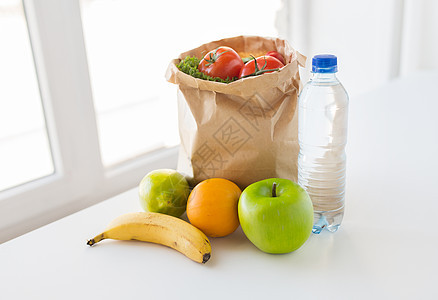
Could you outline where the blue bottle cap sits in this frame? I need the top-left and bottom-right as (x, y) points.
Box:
(312, 54), (338, 73)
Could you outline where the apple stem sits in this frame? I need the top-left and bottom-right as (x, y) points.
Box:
(272, 182), (277, 197)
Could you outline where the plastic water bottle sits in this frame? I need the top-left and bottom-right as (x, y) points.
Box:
(297, 54), (349, 234)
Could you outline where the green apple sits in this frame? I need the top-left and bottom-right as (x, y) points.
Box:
(238, 178), (313, 253)
(139, 169), (190, 217)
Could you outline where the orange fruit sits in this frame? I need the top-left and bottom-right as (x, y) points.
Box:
(187, 178), (242, 237)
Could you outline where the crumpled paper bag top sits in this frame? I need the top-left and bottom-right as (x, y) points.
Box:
(166, 35), (306, 98)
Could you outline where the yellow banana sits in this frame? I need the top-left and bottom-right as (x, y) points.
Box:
(87, 212), (211, 264)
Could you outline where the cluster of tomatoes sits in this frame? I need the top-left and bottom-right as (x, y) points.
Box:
(198, 46), (286, 81)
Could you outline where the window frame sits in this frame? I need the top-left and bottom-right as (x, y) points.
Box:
(0, 0), (178, 243)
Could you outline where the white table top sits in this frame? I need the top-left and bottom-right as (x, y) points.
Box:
(1, 70), (438, 300)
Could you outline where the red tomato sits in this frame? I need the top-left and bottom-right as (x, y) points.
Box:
(266, 51), (286, 65)
(198, 46), (244, 80)
(238, 56), (284, 79)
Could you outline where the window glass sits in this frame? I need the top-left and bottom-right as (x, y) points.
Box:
(0, 0), (54, 192)
(79, 0), (281, 166)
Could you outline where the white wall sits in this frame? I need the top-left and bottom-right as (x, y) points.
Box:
(401, 0), (438, 75)
(279, 0), (438, 98)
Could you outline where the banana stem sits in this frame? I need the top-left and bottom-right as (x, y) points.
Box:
(87, 233), (105, 246)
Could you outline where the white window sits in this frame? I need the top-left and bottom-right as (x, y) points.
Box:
(0, 0), (282, 243)
(0, 0), (54, 192)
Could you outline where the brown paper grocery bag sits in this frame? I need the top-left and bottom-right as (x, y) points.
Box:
(166, 35), (306, 189)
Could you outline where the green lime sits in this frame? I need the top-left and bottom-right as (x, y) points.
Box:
(138, 169), (190, 217)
